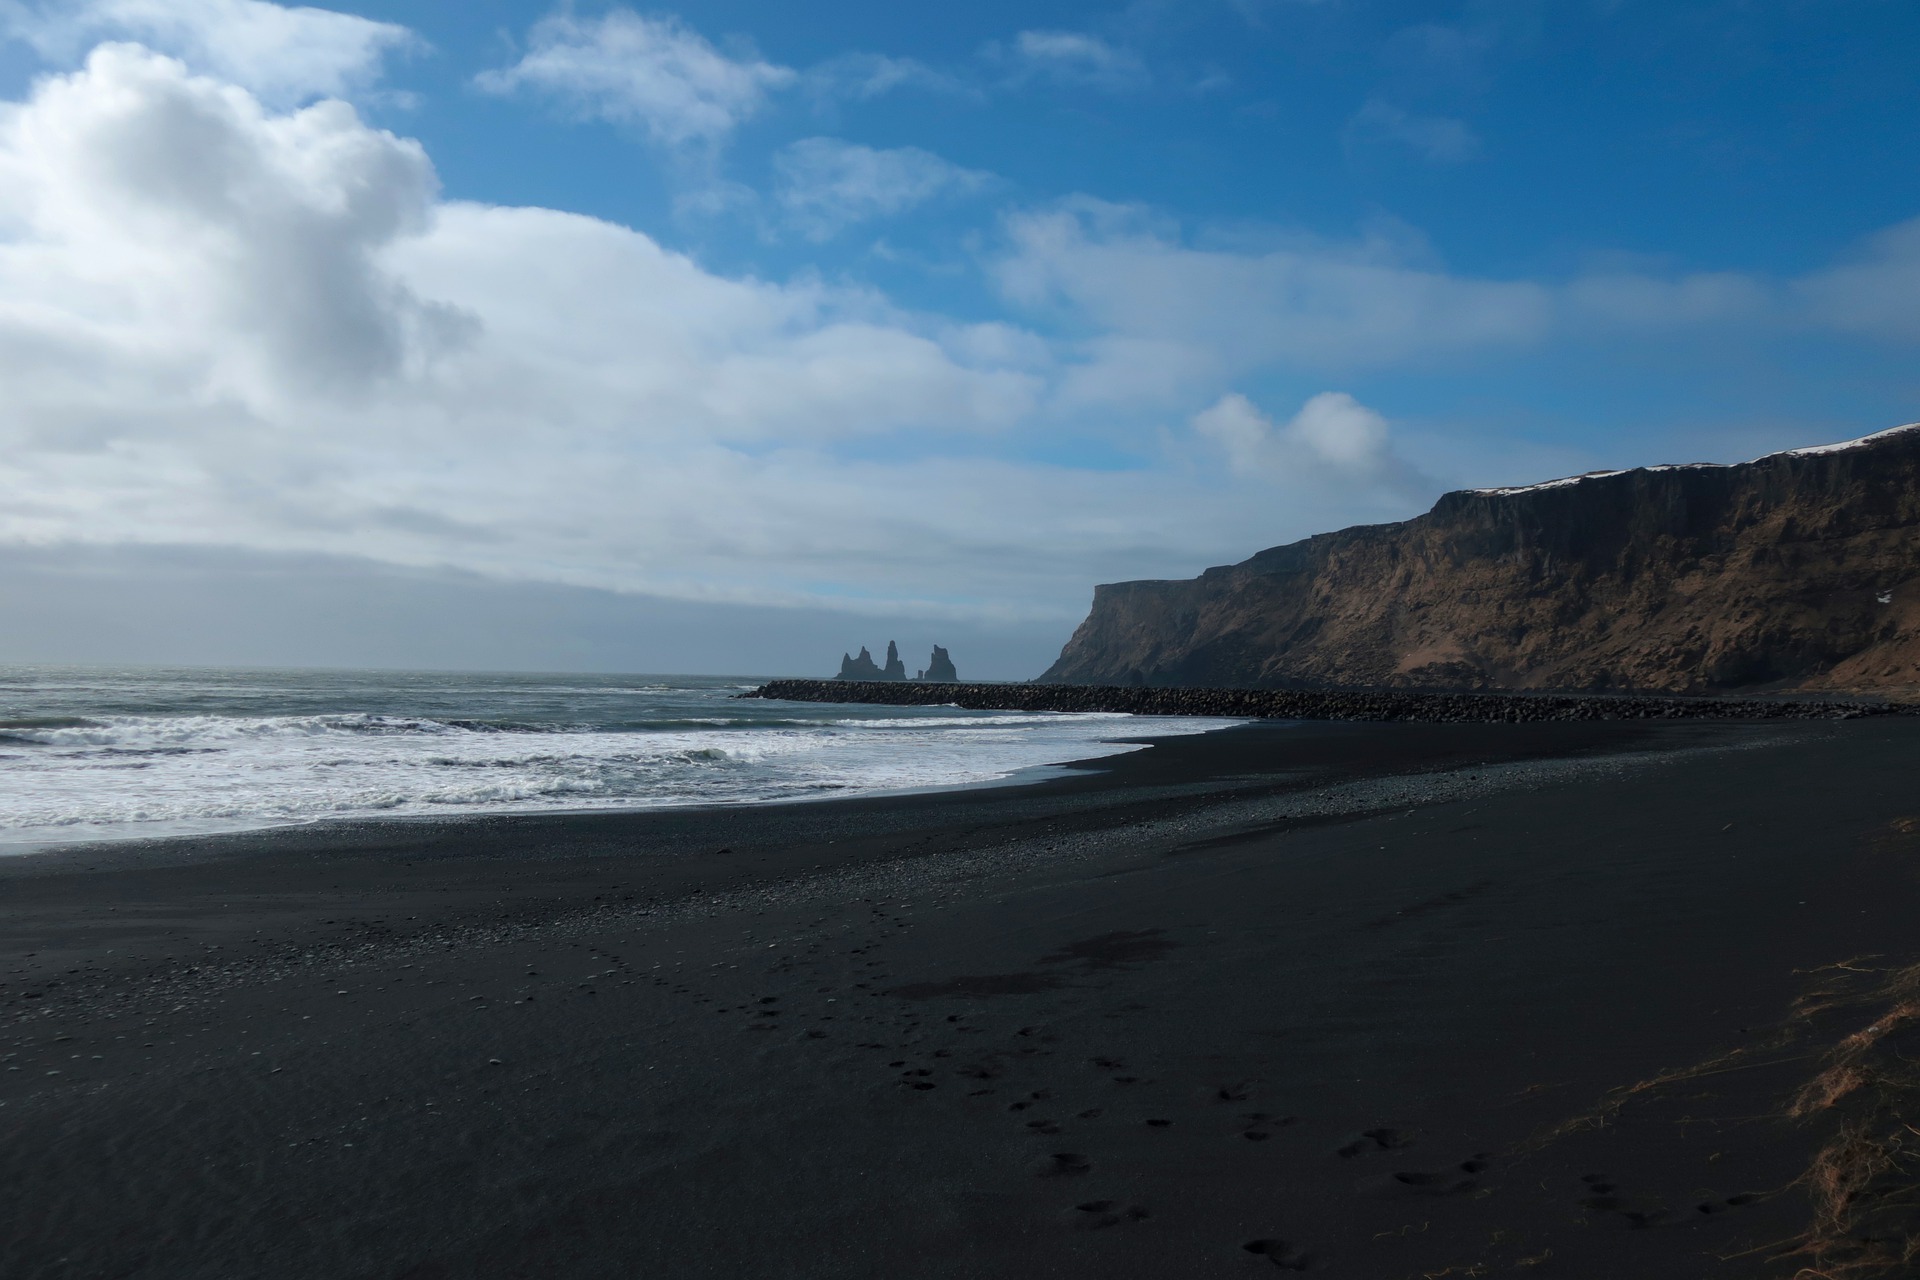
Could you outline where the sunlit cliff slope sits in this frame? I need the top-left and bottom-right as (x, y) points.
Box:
(1041, 424), (1920, 695)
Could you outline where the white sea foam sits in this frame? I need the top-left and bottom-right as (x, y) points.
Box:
(0, 670), (1235, 851)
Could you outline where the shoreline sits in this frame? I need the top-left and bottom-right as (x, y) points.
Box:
(0, 710), (1262, 865)
(7, 716), (1920, 1277)
(0, 715), (1675, 878)
(0, 726), (1224, 862)
(0, 687), (1238, 862)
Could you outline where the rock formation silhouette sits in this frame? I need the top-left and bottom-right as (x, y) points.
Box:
(837, 647), (884, 680)
(836, 642), (959, 681)
(922, 645), (958, 682)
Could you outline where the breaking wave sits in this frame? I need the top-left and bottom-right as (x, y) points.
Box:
(0, 667), (1234, 850)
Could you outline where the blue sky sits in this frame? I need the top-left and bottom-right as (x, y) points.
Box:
(0, 1), (1916, 675)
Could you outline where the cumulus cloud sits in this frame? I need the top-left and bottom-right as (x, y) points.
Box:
(1345, 98), (1480, 164)
(1191, 391), (1398, 479)
(3, 45), (1272, 623)
(1004, 30), (1148, 89)
(9, 29), (1917, 635)
(0, 0), (415, 105)
(775, 138), (991, 239)
(0, 43), (455, 400)
(475, 8), (794, 148)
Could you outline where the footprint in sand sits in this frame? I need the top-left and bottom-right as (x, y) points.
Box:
(1336, 1127), (1408, 1158)
(1577, 1174), (1676, 1228)
(1242, 1238), (1313, 1270)
(1358, 1168), (1479, 1198)
(1239, 1111), (1293, 1141)
(1070, 1200), (1149, 1230)
(1696, 1192), (1762, 1215)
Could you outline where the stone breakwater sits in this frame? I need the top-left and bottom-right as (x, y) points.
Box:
(742, 679), (1913, 723)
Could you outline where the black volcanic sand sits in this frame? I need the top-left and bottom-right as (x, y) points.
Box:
(6, 718), (1920, 1278)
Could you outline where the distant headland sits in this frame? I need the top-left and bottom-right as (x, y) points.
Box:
(836, 642), (959, 682)
(1042, 422), (1920, 697)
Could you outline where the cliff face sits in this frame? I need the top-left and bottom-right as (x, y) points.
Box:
(1041, 425), (1920, 695)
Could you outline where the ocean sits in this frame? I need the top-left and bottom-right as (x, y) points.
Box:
(0, 665), (1230, 851)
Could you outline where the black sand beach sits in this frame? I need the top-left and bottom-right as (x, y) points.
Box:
(7, 716), (1920, 1277)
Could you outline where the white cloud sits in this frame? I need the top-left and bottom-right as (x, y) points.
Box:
(475, 8), (794, 148)
(1006, 30), (1148, 89)
(0, 42), (452, 400)
(802, 51), (966, 102)
(995, 200), (1553, 403)
(1565, 269), (1774, 328)
(1345, 98), (1480, 163)
(1796, 217), (1920, 343)
(992, 199), (1920, 409)
(8, 34), (1919, 635)
(0, 45), (1144, 619)
(1192, 391), (1396, 478)
(0, 46), (1432, 626)
(0, 0), (415, 105)
(775, 138), (991, 239)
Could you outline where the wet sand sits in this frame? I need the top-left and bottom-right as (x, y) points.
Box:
(5, 717), (1920, 1278)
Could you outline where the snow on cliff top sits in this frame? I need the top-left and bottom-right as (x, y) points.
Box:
(1469, 422), (1920, 497)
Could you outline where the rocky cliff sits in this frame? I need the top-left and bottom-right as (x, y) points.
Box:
(1040, 424), (1920, 696)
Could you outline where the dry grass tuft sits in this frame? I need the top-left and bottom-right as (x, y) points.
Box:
(1772, 961), (1920, 1277)
(1525, 1040), (1793, 1151)
(1524, 952), (1920, 1277)
(1791, 1064), (1875, 1119)
(1522, 823), (1920, 1275)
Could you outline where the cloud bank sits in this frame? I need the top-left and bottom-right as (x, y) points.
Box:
(5, 23), (1920, 650)
(2, 45), (1418, 628)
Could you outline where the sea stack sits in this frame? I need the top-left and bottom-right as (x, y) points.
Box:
(838, 643), (960, 681)
(923, 645), (958, 682)
(838, 642), (914, 680)
(837, 647), (883, 679)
